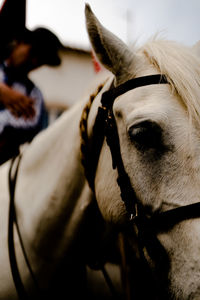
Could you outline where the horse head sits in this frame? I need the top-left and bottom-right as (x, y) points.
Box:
(85, 4), (200, 299)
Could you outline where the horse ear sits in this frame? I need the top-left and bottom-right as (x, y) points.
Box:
(193, 41), (200, 58)
(85, 4), (134, 80)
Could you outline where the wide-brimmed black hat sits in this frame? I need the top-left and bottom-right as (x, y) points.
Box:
(22, 27), (63, 66)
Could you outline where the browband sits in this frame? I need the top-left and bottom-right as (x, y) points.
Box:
(101, 74), (168, 109)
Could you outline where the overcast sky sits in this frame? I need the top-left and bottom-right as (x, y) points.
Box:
(2, 0), (200, 49)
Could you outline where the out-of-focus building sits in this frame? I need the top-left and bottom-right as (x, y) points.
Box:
(30, 46), (109, 123)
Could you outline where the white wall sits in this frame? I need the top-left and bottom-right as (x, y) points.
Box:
(30, 49), (96, 108)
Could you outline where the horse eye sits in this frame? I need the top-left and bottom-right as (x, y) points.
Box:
(128, 120), (164, 152)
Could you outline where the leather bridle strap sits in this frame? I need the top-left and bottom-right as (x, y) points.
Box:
(100, 74), (168, 219)
(101, 74), (168, 107)
(148, 202), (200, 231)
(132, 202), (200, 292)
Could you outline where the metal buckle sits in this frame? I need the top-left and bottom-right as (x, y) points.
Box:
(129, 203), (138, 221)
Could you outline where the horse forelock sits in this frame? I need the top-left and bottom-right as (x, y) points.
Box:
(137, 39), (200, 129)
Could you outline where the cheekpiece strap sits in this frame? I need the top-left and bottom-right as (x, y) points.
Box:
(100, 74), (168, 219)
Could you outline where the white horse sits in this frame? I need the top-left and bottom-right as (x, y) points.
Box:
(1, 4), (200, 299)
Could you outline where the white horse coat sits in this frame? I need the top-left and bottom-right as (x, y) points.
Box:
(1, 4), (200, 299)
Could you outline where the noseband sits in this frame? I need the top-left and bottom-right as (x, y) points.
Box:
(80, 73), (200, 232)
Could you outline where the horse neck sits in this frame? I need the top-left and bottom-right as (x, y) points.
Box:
(15, 97), (93, 261)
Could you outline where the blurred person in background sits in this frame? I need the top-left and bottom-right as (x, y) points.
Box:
(0, 27), (62, 165)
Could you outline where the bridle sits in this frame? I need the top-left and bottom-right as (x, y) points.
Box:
(81, 74), (169, 219)
(80, 73), (200, 297)
(81, 73), (200, 228)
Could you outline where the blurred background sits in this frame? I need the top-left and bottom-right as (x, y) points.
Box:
(26, 0), (200, 49)
(0, 0), (200, 123)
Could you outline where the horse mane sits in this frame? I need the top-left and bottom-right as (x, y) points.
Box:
(139, 39), (200, 128)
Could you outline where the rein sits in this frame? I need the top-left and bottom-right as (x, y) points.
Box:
(8, 155), (42, 299)
(8, 154), (27, 299)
